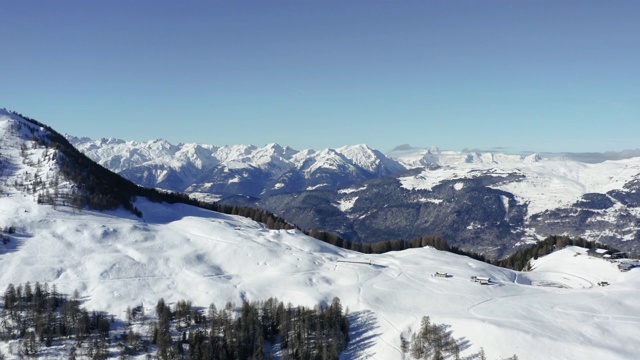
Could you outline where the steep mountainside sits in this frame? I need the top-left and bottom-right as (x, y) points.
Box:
(0, 109), (145, 214)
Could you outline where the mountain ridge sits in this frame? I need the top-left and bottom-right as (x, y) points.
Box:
(69, 133), (640, 257)
(67, 135), (407, 199)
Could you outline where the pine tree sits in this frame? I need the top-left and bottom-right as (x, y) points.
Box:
(479, 347), (487, 360)
(432, 348), (444, 360)
(156, 303), (173, 360)
(68, 345), (77, 360)
(400, 333), (410, 354)
(410, 332), (424, 359)
(4, 284), (17, 315)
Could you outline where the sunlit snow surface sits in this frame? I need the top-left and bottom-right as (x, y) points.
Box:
(1, 196), (640, 359)
(2, 111), (640, 359)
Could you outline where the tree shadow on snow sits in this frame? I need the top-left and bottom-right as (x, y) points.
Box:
(340, 310), (381, 360)
(0, 231), (30, 255)
(455, 337), (479, 359)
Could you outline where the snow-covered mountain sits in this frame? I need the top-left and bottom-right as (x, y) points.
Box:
(228, 148), (640, 257)
(69, 136), (640, 257)
(390, 146), (543, 169)
(68, 136), (405, 200)
(3, 109), (640, 359)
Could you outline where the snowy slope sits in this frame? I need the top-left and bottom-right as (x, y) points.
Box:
(2, 193), (640, 359)
(336, 144), (406, 174)
(2, 110), (640, 359)
(0, 110), (75, 203)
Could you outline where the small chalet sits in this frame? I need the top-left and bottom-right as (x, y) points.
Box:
(587, 248), (610, 258)
(618, 262), (635, 272)
(471, 276), (491, 285)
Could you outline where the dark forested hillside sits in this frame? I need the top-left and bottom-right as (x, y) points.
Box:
(222, 173), (529, 258)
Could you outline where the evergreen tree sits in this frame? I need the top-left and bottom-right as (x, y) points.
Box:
(479, 347), (487, 360)
(400, 333), (410, 354)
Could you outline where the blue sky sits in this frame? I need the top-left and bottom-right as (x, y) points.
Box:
(1, 1), (638, 153)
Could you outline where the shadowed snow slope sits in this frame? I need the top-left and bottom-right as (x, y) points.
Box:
(1, 191), (640, 359)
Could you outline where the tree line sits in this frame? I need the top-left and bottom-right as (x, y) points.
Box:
(1, 282), (349, 359)
(168, 296), (350, 360)
(304, 229), (491, 263)
(2, 282), (112, 358)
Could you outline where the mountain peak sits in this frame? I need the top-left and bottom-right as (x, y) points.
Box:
(340, 143), (373, 151)
(264, 142), (282, 150)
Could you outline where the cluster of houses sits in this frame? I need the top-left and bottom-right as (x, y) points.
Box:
(430, 247), (636, 291)
(432, 272), (492, 284)
(586, 248), (639, 272)
(586, 248), (627, 260)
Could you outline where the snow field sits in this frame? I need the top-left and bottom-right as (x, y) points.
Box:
(3, 110), (640, 359)
(2, 195), (640, 359)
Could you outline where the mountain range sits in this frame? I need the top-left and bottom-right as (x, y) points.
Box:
(2, 109), (640, 359)
(69, 136), (640, 258)
(68, 136), (404, 202)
